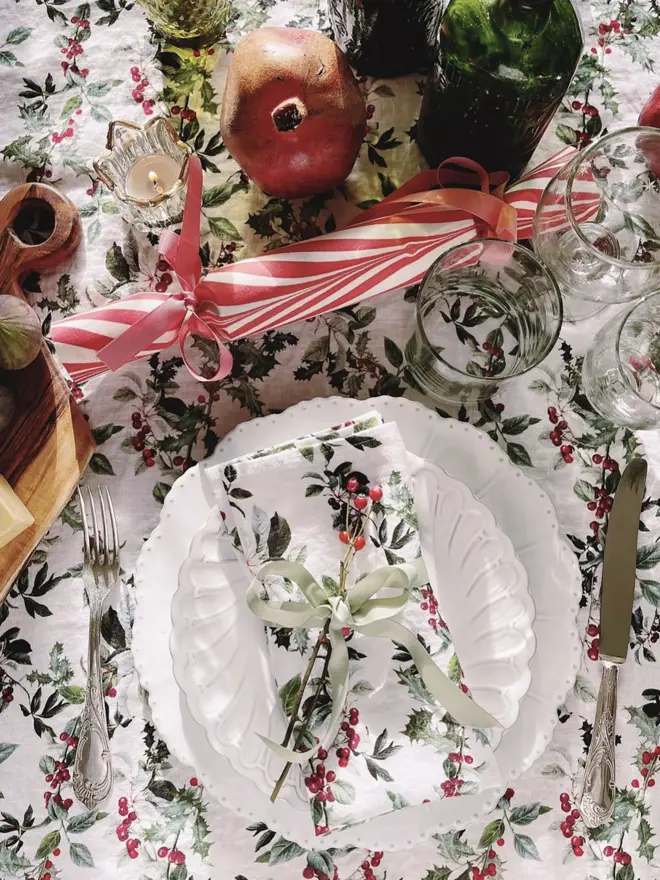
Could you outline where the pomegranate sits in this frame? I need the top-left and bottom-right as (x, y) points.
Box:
(639, 83), (660, 129)
(220, 27), (366, 199)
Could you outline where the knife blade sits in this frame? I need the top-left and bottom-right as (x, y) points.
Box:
(580, 457), (647, 828)
(600, 457), (648, 662)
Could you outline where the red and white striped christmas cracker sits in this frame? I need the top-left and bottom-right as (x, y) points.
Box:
(52, 146), (587, 384)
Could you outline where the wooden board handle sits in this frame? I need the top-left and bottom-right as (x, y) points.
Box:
(0, 182), (81, 299)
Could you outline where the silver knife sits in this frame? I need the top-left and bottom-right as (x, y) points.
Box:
(580, 457), (647, 828)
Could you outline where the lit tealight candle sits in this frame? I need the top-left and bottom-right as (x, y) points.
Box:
(125, 154), (183, 202)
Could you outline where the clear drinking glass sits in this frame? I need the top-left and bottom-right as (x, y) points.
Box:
(534, 127), (660, 321)
(405, 239), (562, 404)
(137, 0), (233, 46)
(582, 294), (660, 429)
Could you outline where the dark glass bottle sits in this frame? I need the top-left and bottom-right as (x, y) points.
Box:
(328, 0), (439, 78)
(417, 0), (584, 179)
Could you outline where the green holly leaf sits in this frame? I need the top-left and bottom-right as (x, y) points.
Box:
(328, 779), (356, 805)
(513, 833), (540, 860)
(67, 810), (98, 833)
(268, 837), (305, 865)
(267, 512), (291, 559)
(506, 442), (533, 468)
(479, 819), (505, 848)
(0, 744), (18, 765)
(89, 453), (115, 475)
(278, 674), (302, 717)
(35, 830), (60, 860)
(386, 789), (409, 810)
(208, 216), (242, 242)
(508, 803), (551, 825)
(91, 423), (123, 445)
(6, 26), (32, 44)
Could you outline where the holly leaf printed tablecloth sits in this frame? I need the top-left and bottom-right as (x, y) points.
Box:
(1, 1), (660, 879)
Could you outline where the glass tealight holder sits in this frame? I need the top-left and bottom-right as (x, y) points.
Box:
(137, 0), (233, 47)
(93, 117), (191, 231)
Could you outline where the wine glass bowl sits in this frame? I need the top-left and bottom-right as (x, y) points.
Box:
(533, 127), (660, 309)
(582, 293), (660, 429)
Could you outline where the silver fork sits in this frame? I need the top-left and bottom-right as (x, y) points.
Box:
(72, 486), (119, 808)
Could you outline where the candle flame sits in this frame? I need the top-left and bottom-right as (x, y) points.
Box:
(149, 170), (165, 196)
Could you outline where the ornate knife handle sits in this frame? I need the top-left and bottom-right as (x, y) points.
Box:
(73, 599), (113, 808)
(580, 662), (618, 828)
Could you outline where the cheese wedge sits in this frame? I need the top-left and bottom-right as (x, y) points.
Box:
(0, 475), (34, 550)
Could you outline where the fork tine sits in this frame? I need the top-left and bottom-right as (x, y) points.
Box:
(97, 487), (110, 567)
(86, 487), (100, 565)
(76, 487), (91, 562)
(103, 486), (119, 566)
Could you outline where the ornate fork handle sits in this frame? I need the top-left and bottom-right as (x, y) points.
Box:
(73, 597), (113, 808)
(580, 662), (618, 828)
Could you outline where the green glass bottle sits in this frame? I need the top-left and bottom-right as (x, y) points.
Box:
(417, 0), (583, 179)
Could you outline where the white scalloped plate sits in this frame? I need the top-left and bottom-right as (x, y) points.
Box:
(170, 454), (534, 807)
(133, 396), (581, 851)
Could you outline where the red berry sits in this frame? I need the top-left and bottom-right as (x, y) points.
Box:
(43, 875), (51, 880)
(649, 779), (656, 787)
(354, 535), (366, 551)
(346, 477), (359, 493)
(303, 869), (315, 879)
(193, 49), (201, 56)
(354, 495), (368, 511)
(571, 808), (580, 818)
(317, 748), (328, 760)
(604, 846), (614, 856)
(326, 770), (336, 782)
(118, 796), (128, 807)
(171, 105), (181, 115)
(52, 849), (60, 857)
(488, 850), (496, 859)
(369, 486), (383, 502)
(486, 866), (496, 877)
(642, 767), (649, 777)
(190, 777), (198, 786)
(622, 854), (631, 866)
(504, 788), (514, 800)
(573, 847), (584, 857)
(561, 802), (571, 812)
(496, 838), (504, 846)
(587, 647), (599, 661)
(155, 282), (167, 293)
(158, 847), (169, 858)
(592, 454), (602, 464)
(169, 851), (178, 863)
(45, 861), (52, 869)
(632, 779), (640, 788)
(338, 758), (348, 767)
(128, 850), (138, 859)
(563, 454), (574, 464)
(339, 531), (350, 544)
(129, 811), (137, 821)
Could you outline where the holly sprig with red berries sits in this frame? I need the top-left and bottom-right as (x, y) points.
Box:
(269, 475), (384, 803)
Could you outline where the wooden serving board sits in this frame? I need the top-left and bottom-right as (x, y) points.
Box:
(0, 182), (95, 602)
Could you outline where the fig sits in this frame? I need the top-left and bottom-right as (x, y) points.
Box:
(0, 295), (42, 371)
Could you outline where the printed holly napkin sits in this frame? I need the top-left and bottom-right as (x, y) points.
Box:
(206, 412), (501, 833)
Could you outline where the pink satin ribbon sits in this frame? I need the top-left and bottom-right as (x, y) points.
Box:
(347, 157), (516, 241)
(98, 156), (233, 383)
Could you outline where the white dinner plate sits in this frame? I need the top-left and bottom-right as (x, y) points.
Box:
(133, 396), (581, 851)
(170, 453), (534, 810)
